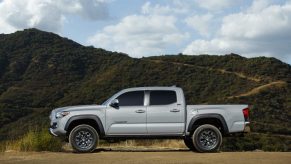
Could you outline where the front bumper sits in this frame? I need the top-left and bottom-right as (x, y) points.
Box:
(49, 127), (67, 137)
(49, 128), (58, 136)
(48, 121), (67, 137)
(49, 122), (59, 136)
(243, 122), (251, 133)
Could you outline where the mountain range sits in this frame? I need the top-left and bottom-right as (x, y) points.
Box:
(0, 29), (290, 151)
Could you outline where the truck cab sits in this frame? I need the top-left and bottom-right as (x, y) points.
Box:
(104, 87), (185, 136)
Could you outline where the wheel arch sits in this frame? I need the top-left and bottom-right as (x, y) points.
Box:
(187, 114), (229, 135)
(65, 115), (105, 138)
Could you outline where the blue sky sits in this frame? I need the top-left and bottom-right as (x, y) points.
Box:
(0, 0), (290, 64)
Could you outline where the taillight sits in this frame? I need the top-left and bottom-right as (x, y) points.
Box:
(243, 107), (249, 121)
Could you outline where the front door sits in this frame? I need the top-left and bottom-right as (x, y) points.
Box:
(146, 90), (184, 134)
(106, 91), (147, 135)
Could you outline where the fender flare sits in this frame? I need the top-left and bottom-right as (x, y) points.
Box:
(187, 113), (229, 134)
(65, 115), (105, 137)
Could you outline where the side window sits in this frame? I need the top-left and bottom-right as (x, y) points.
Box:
(150, 90), (177, 105)
(117, 91), (144, 106)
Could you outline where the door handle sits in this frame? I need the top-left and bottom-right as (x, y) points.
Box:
(135, 109), (145, 113)
(170, 109), (180, 112)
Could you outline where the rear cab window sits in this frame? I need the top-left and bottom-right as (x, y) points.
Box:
(149, 90), (177, 105)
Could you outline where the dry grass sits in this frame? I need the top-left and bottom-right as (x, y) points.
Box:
(62, 139), (186, 152)
(100, 139), (186, 148)
(1, 129), (63, 152)
(1, 129), (186, 152)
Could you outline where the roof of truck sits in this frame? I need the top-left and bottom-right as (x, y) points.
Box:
(121, 86), (182, 92)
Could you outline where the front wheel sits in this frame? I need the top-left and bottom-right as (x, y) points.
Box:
(192, 124), (222, 153)
(69, 124), (99, 153)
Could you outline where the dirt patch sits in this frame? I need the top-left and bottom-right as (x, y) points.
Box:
(1, 149), (290, 164)
(228, 81), (287, 98)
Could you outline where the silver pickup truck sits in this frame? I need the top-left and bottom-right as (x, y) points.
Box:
(49, 86), (250, 153)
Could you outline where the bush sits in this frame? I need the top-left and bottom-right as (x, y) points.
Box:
(1, 128), (63, 152)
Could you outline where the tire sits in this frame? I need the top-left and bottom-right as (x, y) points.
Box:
(69, 124), (99, 153)
(184, 136), (196, 151)
(192, 124), (222, 153)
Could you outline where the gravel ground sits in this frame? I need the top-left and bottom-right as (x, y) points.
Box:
(1, 149), (290, 164)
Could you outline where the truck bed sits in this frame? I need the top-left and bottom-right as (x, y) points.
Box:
(186, 105), (249, 133)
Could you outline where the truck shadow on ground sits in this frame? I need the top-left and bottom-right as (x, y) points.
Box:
(92, 148), (190, 153)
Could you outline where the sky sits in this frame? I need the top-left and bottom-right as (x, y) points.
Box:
(0, 0), (291, 64)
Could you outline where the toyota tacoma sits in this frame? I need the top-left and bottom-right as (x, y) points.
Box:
(49, 86), (250, 153)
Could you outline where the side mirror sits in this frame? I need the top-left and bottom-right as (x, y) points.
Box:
(110, 99), (119, 108)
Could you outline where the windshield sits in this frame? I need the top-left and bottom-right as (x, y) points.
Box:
(101, 98), (110, 106)
(101, 91), (120, 105)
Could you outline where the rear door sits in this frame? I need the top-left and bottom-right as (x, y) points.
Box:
(106, 91), (147, 135)
(146, 90), (184, 134)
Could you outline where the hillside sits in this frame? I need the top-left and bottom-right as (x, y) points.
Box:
(0, 29), (290, 151)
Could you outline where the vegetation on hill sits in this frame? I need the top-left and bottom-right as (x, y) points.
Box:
(0, 29), (290, 151)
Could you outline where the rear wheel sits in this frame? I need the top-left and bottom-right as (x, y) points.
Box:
(69, 124), (99, 153)
(192, 124), (222, 153)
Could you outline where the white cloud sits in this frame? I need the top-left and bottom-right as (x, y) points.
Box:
(88, 14), (189, 57)
(220, 2), (291, 40)
(55, 0), (108, 20)
(183, 1), (291, 62)
(0, 0), (109, 33)
(171, 0), (235, 12)
(247, 0), (272, 12)
(194, 0), (239, 11)
(141, 1), (187, 15)
(0, 17), (16, 34)
(184, 13), (213, 36)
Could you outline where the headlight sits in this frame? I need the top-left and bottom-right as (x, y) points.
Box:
(55, 111), (70, 118)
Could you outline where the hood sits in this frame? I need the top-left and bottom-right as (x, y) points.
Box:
(50, 105), (106, 120)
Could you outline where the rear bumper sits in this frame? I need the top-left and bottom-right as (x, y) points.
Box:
(243, 122), (251, 133)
